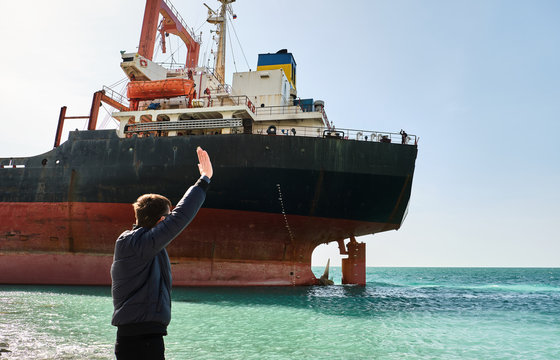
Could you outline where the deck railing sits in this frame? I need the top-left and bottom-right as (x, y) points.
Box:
(205, 95), (255, 113)
(252, 124), (417, 145)
(255, 104), (330, 128)
(102, 86), (129, 107)
(163, 0), (202, 44)
(119, 117), (415, 144)
(256, 105), (308, 116)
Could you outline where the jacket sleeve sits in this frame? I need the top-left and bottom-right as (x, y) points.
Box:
(132, 177), (209, 260)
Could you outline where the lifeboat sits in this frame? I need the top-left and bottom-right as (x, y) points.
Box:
(127, 78), (195, 109)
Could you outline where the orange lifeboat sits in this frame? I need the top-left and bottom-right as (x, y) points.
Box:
(127, 78), (195, 110)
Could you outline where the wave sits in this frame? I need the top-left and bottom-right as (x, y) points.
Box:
(366, 281), (560, 293)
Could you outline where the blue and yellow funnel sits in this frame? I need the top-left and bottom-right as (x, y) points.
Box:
(257, 49), (297, 90)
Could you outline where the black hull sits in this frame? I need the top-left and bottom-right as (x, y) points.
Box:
(1, 130), (417, 226)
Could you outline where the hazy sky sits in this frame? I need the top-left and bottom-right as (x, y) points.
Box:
(1, 1), (558, 267)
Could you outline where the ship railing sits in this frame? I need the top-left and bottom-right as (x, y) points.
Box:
(210, 81), (232, 95)
(252, 124), (417, 145)
(0, 156), (28, 168)
(163, 0), (202, 44)
(255, 103), (331, 128)
(134, 94), (255, 114)
(200, 95), (256, 113)
(255, 105), (313, 117)
(204, 68), (231, 94)
(193, 95), (256, 114)
(0, 165), (25, 169)
(102, 86), (129, 107)
(320, 108), (330, 128)
(159, 62), (187, 71)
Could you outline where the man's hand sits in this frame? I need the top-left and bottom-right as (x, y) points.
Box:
(197, 147), (213, 179)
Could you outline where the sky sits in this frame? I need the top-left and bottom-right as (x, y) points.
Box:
(0, 0), (559, 267)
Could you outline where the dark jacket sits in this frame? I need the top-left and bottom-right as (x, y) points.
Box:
(111, 177), (209, 335)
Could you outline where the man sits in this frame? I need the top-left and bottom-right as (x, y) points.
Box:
(111, 146), (213, 360)
(400, 129), (408, 144)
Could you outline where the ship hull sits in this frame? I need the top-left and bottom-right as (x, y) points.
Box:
(0, 130), (417, 286)
(0, 253), (317, 286)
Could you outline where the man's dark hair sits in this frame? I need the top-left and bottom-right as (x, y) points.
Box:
(133, 194), (172, 229)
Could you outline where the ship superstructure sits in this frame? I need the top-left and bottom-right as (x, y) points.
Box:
(0, 0), (417, 286)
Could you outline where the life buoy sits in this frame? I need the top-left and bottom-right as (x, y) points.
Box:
(139, 59), (148, 67)
(247, 100), (256, 113)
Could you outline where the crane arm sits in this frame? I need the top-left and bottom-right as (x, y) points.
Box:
(138, 0), (201, 68)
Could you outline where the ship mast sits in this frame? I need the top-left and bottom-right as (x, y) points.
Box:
(206, 0), (235, 84)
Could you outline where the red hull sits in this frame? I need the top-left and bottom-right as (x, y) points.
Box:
(0, 202), (391, 286)
(0, 253), (318, 286)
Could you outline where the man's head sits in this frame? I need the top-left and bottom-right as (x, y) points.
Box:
(133, 194), (172, 229)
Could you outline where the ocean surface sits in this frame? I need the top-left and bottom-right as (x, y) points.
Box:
(0, 267), (558, 359)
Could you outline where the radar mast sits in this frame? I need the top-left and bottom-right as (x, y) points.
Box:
(205, 0), (235, 84)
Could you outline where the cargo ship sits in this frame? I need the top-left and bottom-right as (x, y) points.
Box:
(0, 0), (418, 286)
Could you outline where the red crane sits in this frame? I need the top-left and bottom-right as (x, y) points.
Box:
(54, 0), (202, 146)
(139, 0), (201, 68)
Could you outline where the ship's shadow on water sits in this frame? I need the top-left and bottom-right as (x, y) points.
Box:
(170, 284), (463, 318)
(172, 285), (383, 318)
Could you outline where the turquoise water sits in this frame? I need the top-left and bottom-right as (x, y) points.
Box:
(1, 268), (559, 359)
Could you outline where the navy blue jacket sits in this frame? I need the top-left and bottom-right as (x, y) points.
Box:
(111, 177), (209, 335)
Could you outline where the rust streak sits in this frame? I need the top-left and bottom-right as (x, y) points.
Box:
(67, 170), (78, 252)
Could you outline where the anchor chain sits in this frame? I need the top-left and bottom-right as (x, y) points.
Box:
(276, 183), (296, 285)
